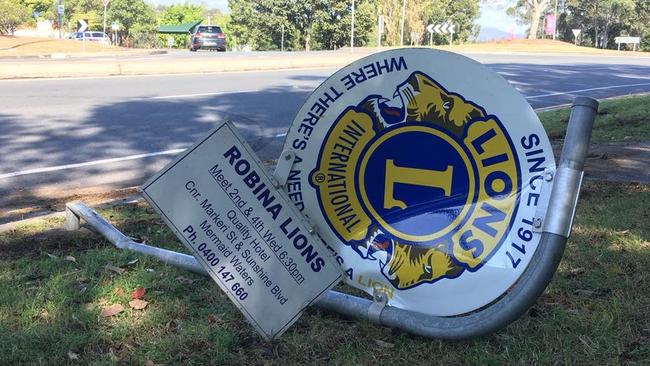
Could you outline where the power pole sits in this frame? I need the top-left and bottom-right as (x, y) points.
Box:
(57, 0), (62, 39)
(399, 0), (406, 46)
(553, 0), (558, 40)
(350, 0), (355, 51)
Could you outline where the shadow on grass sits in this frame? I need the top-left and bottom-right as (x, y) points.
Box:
(0, 181), (648, 364)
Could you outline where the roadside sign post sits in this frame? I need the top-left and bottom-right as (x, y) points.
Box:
(57, 0), (63, 39)
(141, 122), (342, 340)
(426, 24), (434, 46)
(432, 22), (455, 45)
(102, 0), (110, 38)
(615, 36), (641, 51)
(377, 15), (383, 48)
(572, 29), (581, 45)
(77, 19), (88, 52)
(111, 22), (119, 45)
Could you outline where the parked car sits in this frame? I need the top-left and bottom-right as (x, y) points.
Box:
(189, 26), (226, 52)
(69, 32), (110, 44)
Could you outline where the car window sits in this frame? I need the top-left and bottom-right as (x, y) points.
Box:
(92, 32), (103, 38)
(197, 26), (222, 34)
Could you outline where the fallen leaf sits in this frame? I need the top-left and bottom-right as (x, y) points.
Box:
(145, 360), (155, 366)
(100, 304), (125, 317)
(207, 314), (219, 324)
(97, 298), (109, 306)
(44, 252), (58, 259)
(374, 339), (395, 348)
(129, 299), (148, 310)
(64, 255), (77, 262)
(68, 351), (79, 360)
(175, 276), (194, 285)
(126, 259), (139, 266)
(105, 265), (126, 275)
(113, 287), (125, 296)
(131, 287), (146, 300)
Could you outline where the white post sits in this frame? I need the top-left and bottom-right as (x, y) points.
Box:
(377, 15), (382, 48)
(350, 0), (355, 52)
(281, 24), (284, 52)
(399, 0), (406, 46)
(553, 0), (558, 40)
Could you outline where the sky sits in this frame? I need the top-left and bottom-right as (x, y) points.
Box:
(145, 0), (526, 36)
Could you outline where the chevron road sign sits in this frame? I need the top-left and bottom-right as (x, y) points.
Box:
(429, 22), (455, 35)
(427, 22), (455, 45)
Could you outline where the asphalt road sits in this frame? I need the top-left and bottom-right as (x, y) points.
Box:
(1, 52), (649, 215)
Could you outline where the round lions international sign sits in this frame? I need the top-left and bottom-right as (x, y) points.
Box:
(282, 49), (555, 316)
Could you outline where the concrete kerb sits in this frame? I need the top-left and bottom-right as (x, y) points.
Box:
(0, 52), (367, 79)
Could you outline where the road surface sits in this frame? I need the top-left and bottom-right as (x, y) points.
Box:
(1, 52), (649, 219)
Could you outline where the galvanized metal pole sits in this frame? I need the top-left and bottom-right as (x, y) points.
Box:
(58, 0), (62, 39)
(66, 98), (598, 340)
(553, 0), (559, 40)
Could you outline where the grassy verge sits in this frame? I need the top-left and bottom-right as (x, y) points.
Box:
(538, 94), (650, 142)
(1, 180), (648, 365)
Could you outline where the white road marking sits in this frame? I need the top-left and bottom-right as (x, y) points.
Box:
(525, 82), (650, 99)
(150, 89), (258, 100)
(0, 148), (186, 179)
(3, 83), (648, 180)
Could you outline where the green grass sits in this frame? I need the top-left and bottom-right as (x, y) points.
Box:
(538, 94), (650, 142)
(1, 181), (648, 365)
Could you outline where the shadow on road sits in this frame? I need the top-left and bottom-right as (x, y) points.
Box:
(0, 85), (313, 223)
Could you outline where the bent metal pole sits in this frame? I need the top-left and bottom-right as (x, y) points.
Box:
(66, 96), (598, 340)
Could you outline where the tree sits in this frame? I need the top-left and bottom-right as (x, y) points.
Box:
(158, 3), (206, 48)
(107, 0), (156, 47)
(560, 0), (643, 49)
(312, 0), (375, 49)
(0, 0), (29, 35)
(507, 0), (551, 39)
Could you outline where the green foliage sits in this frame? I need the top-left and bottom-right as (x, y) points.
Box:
(107, 0), (156, 47)
(506, 0), (550, 39)
(643, 28), (650, 51)
(376, 0), (480, 47)
(228, 0), (480, 50)
(538, 94), (650, 142)
(1, 180), (650, 364)
(157, 3), (205, 48)
(18, 0), (51, 18)
(0, 0), (29, 35)
(560, 0), (644, 49)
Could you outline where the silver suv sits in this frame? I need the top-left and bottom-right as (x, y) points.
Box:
(69, 32), (110, 44)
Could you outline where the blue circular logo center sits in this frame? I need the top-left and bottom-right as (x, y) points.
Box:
(359, 126), (476, 241)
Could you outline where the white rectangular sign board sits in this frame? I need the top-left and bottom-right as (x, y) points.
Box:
(141, 122), (342, 340)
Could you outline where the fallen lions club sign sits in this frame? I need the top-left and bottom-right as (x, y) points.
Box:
(284, 49), (555, 316)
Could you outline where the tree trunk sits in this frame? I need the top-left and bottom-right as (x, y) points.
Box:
(527, 1), (549, 40)
(305, 33), (311, 52)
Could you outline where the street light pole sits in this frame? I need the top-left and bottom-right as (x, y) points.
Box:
(399, 0), (406, 46)
(103, 3), (107, 35)
(57, 0), (62, 39)
(350, 0), (355, 52)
